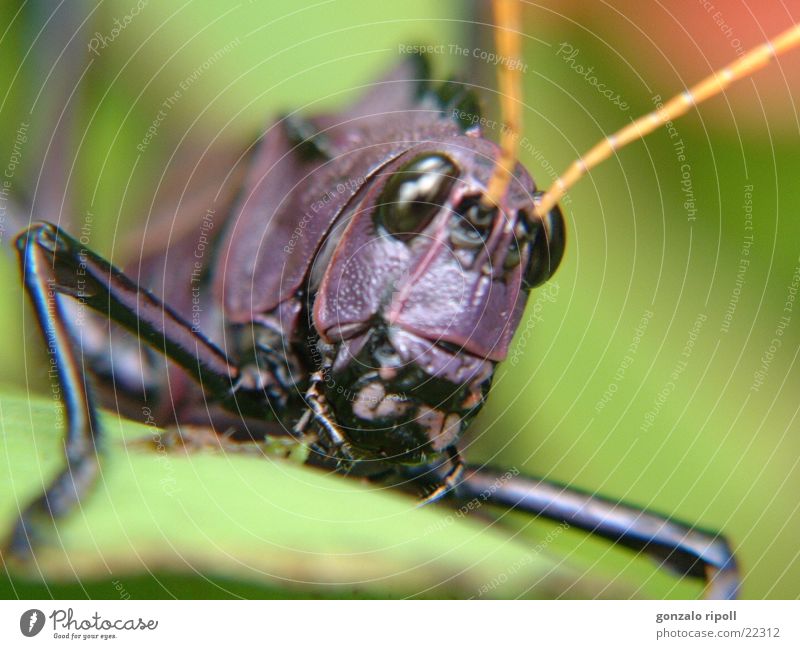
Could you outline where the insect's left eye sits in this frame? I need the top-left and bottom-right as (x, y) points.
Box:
(520, 197), (566, 287)
(376, 153), (459, 240)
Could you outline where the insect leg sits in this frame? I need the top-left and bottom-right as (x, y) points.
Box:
(418, 446), (465, 506)
(454, 466), (739, 600)
(295, 370), (356, 470)
(5, 221), (241, 560)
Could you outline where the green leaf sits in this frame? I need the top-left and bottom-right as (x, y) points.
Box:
(0, 392), (629, 599)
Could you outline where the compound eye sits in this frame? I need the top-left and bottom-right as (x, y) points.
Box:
(450, 196), (495, 249)
(521, 195), (566, 288)
(376, 153), (459, 240)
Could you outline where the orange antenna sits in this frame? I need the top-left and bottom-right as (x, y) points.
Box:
(535, 22), (800, 219)
(483, 0), (522, 209)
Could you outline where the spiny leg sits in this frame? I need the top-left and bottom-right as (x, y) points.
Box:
(295, 370), (356, 470)
(453, 466), (738, 599)
(418, 446), (465, 506)
(4, 222), (243, 561)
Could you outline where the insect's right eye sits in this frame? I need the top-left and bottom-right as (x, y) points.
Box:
(376, 153), (459, 240)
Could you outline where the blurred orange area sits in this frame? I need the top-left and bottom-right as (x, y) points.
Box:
(524, 0), (800, 131)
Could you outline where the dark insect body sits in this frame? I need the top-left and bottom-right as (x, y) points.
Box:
(4, 53), (737, 598)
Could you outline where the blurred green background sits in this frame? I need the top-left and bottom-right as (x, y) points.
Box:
(0, 0), (798, 598)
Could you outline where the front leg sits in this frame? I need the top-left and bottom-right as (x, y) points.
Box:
(418, 446), (465, 505)
(233, 321), (306, 410)
(454, 466), (739, 600)
(4, 222), (249, 561)
(295, 370), (357, 471)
